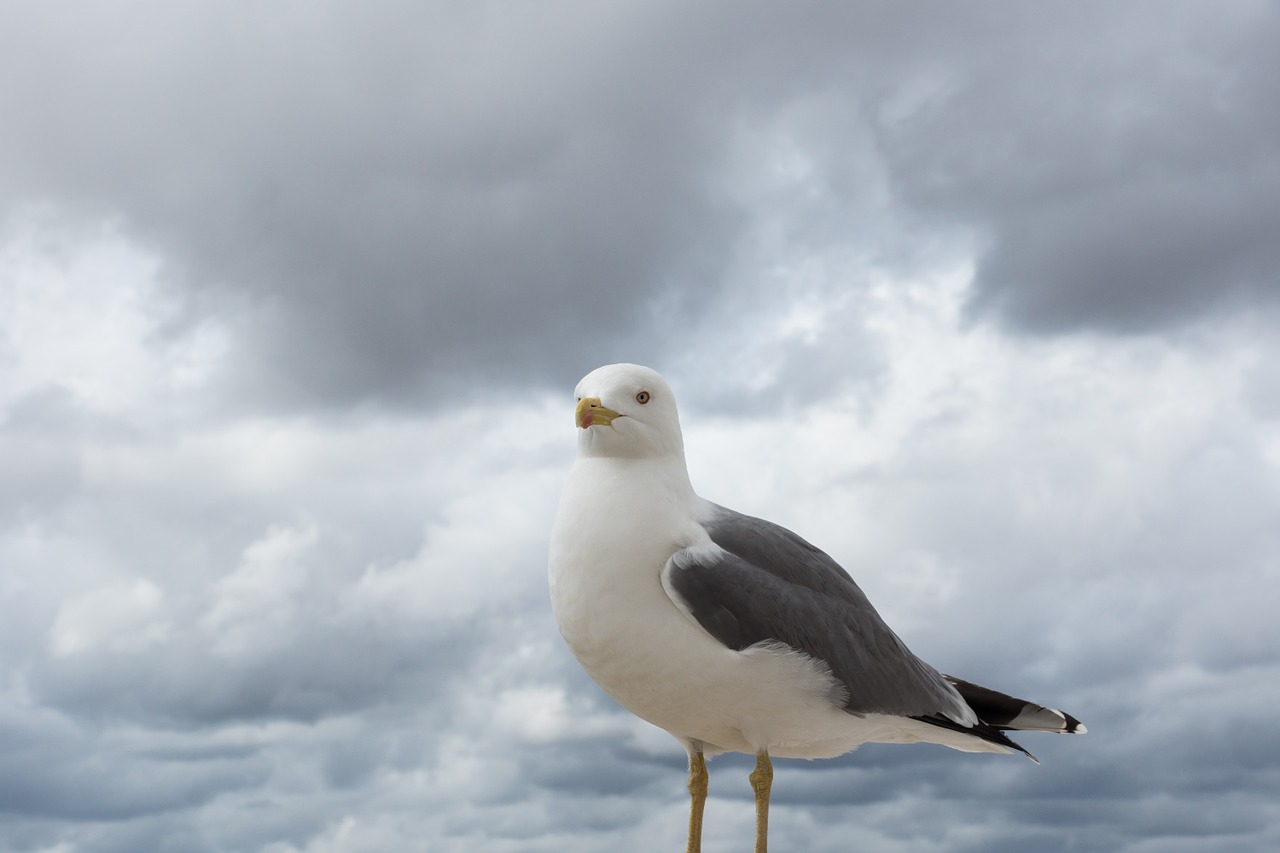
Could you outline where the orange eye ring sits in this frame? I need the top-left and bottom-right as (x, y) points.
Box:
(635, 391), (651, 404)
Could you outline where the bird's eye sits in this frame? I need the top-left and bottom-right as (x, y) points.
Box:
(635, 391), (651, 404)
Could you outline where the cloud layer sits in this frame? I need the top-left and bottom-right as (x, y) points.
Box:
(3, 2), (1279, 851)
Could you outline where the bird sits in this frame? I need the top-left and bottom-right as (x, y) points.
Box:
(548, 363), (1085, 853)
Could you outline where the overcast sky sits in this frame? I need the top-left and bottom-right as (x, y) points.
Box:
(2, 1), (1279, 851)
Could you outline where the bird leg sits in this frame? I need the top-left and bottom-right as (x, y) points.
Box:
(686, 750), (708, 853)
(750, 751), (773, 853)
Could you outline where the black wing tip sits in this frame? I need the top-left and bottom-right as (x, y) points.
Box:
(1059, 711), (1087, 735)
(943, 675), (1086, 735)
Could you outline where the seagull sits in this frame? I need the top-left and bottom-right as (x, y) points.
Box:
(548, 363), (1085, 853)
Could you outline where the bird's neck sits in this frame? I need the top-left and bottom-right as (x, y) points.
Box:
(581, 452), (698, 503)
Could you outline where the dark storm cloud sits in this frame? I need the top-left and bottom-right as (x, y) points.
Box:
(867, 2), (1280, 334)
(1, 2), (753, 408)
(5, 2), (1273, 410)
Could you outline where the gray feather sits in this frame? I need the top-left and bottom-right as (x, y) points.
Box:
(664, 505), (973, 723)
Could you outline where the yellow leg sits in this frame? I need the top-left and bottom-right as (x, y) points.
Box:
(750, 752), (773, 853)
(686, 751), (708, 853)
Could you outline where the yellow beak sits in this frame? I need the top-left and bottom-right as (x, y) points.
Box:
(575, 396), (621, 429)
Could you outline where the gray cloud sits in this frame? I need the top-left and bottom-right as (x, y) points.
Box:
(867, 2), (1280, 334)
(2, 2), (759, 409)
(3, 2), (1280, 852)
(11, 2), (1275, 412)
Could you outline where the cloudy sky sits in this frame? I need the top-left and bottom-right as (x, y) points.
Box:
(3, 1), (1279, 851)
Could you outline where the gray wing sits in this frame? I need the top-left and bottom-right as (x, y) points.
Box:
(664, 504), (973, 722)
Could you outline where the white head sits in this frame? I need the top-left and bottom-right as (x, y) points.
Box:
(572, 363), (685, 460)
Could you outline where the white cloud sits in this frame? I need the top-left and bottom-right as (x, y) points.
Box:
(7, 240), (1280, 851)
(2, 3), (1279, 851)
(0, 220), (227, 421)
(48, 578), (167, 658)
(203, 521), (318, 656)
(490, 685), (633, 746)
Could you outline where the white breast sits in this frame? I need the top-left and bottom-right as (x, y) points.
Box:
(548, 457), (888, 758)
